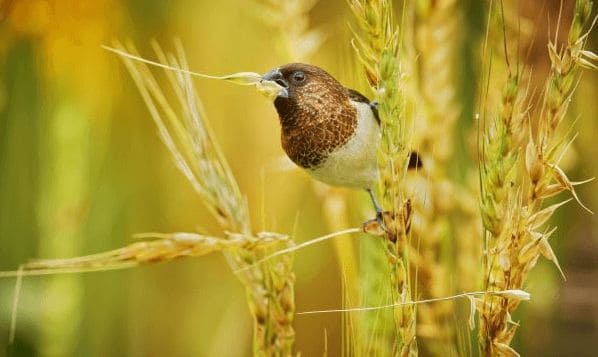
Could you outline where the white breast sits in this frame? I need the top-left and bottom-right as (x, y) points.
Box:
(307, 101), (380, 189)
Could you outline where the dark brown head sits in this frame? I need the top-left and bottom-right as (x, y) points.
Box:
(262, 63), (358, 168)
(262, 63), (353, 130)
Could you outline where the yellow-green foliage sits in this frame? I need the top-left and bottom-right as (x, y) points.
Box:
(0, 1), (596, 356)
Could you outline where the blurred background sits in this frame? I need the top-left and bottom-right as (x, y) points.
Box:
(0, 0), (596, 356)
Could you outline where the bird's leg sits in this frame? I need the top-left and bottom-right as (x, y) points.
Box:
(366, 188), (384, 225)
(364, 188), (398, 240)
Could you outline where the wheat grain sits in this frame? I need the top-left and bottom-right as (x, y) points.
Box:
(350, 1), (417, 355)
(479, 1), (595, 355)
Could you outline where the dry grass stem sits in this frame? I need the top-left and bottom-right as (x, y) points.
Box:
(0, 231), (287, 274)
(297, 289), (530, 315)
(102, 45), (284, 99)
(234, 227), (361, 274)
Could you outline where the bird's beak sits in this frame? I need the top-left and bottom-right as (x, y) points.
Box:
(261, 68), (289, 99)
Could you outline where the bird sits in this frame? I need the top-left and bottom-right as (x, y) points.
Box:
(261, 63), (421, 221)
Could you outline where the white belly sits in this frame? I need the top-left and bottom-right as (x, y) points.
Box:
(307, 101), (380, 189)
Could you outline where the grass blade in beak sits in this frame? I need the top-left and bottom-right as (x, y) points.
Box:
(257, 79), (287, 100)
(102, 44), (284, 99)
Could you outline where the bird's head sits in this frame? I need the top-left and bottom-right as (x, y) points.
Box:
(261, 63), (349, 128)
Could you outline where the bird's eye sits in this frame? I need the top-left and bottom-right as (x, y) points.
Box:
(292, 71), (305, 83)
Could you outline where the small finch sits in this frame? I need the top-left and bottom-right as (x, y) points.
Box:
(262, 63), (420, 221)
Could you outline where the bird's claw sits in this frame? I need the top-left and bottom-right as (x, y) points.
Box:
(376, 210), (384, 227)
(362, 211), (398, 241)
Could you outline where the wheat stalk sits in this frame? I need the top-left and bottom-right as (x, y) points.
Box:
(479, 65), (530, 357)
(350, 1), (418, 355)
(122, 42), (299, 356)
(478, 1), (596, 355)
(402, 0), (464, 354)
(0, 41), (297, 356)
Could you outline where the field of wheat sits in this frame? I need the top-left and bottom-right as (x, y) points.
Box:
(0, 0), (597, 356)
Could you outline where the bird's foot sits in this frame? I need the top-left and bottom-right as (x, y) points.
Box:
(362, 211), (398, 242)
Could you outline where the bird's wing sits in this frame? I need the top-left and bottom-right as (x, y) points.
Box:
(346, 87), (423, 170)
(345, 88), (380, 125)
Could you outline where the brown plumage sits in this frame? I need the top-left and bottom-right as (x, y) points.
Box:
(266, 63), (359, 168)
